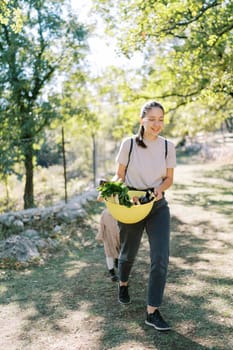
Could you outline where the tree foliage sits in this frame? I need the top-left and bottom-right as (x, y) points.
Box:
(93, 0), (233, 136)
(0, 0), (22, 32)
(0, 0), (89, 208)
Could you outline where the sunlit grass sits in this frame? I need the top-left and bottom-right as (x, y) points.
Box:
(0, 157), (232, 349)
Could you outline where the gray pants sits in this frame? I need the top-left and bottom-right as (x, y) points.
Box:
(118, 197), (170, 307)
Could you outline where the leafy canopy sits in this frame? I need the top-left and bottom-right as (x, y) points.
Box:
(93, 0), (233, 135)
(0, 0), (89, 207)
(0, 0), (22, 32)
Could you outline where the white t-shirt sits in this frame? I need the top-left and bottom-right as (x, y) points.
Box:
(116, 135), (176, 189)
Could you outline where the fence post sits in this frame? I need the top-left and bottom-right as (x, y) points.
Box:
(92, 132), (97, 188)
(61, 126), (68, 203)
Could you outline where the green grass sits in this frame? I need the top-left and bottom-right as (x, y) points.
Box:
(0, 162), (232, 349)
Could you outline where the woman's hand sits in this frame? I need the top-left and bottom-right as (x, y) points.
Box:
(154, 189), (163, 200)
(154, 168), (174, 200)
(97, 193), (104, 202)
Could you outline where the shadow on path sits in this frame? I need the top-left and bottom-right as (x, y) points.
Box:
(0, 202), (232, 349)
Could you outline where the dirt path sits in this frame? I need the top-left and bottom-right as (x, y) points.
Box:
(0, 162), (232, 350)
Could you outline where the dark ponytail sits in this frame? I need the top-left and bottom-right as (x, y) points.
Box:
(136, 125), (147, 148)
(136, 101), (164, 148)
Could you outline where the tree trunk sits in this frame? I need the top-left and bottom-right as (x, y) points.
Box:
(23, 142), (34, 209)
(92, 133), (97, 187)
(4, 176), (10, 210)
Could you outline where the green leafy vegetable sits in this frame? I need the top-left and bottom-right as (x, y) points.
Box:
(97, 181), (133, 207)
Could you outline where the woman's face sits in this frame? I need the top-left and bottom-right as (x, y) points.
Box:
(141, 107), (164, 138)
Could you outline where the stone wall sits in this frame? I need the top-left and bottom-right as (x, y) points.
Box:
(0, 189), (98, 265)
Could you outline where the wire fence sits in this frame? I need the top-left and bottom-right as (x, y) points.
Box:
(0, 131), (232, 213)
(0, 134), (118, 213)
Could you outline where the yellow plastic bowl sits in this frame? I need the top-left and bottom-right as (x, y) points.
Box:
(105, 190), (155, 224)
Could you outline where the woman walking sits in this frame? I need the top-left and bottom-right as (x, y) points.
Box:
(113, 101), (176, 331)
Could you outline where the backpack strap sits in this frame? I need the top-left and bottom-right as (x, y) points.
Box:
(165, 139), (168, 159)
(125, 138), (133, 175)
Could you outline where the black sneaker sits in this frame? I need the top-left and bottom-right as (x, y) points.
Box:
(109, 269), (118, 282)
(118, 285), (131, 305)
(145, 309), (171, 331)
